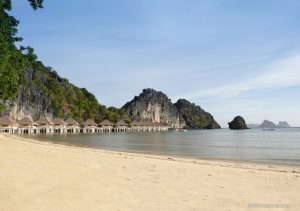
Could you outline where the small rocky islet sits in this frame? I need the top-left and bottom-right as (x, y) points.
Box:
(228, 116), (248, 130)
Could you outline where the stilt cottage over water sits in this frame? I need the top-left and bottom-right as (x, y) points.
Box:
(37, 117), (54, 134)
(53, 118), (67, 133)
(0, 117), (18, 134)
(99, 119), (113, 132)
(0, 116), (170, 134)
(115, 120), (128, 132)
(130, 120), (140, 132)
(158, 122), (169, 131)
(65, 118), (80, 133)
(138, 121), (147, 131)
(18, 116), (37, 134)
(144, 121), (153, 132)
(82, 119), (97, 133)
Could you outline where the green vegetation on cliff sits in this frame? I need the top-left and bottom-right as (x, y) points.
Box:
(174, 99), (221, 129)
(1, 1), (218, 127)
(0, 0), (131, 123)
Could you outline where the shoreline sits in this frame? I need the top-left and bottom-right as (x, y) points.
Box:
(12, 133), (300, 169)
(1, 134), (300, 210)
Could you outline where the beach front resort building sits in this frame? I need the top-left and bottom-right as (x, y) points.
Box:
(160, 123), (169, 131)
(53, 118), (67, 133)
(18, 116), (38, 134)
(99, 119), (113, 132)
(37, 117), (54, 134)
(0, 117), (19, 134)
(128, 120), (169, 132)
(66, 118), (80, 133)
(82, 119), (98, 133)
(130, 120), (140, 132)
(0, 115), (169, 134)
(115, 120), (128, 132)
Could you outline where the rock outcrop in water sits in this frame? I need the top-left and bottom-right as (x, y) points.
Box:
(277, 121), (290, 128)
(123, 89), (220, 129)
(259, 120), (277, 128)
(228, 116), (248, 129)
(174, 99), (221, 129)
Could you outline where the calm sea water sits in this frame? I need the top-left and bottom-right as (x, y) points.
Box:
(21, 128), (300, 165)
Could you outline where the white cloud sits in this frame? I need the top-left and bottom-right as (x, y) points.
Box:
(174, 54), (300, 100)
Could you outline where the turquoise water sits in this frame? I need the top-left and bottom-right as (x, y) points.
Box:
(22, 128), (300, 165)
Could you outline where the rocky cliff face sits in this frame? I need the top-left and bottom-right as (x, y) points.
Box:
(2, 67), (54, 120)
(174, 99), (221, 129)
(0, 62), (100, 122)
(123, 89), (220, 129)
(1, 62), (220, 128)
(228, 116), (248, 129)
(123, 89), (185, 128)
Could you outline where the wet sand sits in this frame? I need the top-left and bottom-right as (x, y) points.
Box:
(0, 134), (299, 211)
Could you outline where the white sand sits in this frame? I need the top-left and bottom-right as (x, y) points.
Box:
(0, 134), (299, 211)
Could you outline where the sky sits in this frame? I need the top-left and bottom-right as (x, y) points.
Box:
(11, 0), (300, 127)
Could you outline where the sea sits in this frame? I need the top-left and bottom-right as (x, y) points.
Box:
(21, 128), (300, 165)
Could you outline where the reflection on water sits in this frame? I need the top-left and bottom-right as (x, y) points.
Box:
(21, 128), (300, 165)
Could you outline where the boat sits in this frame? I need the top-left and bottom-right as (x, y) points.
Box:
(262, 128), (275, 131)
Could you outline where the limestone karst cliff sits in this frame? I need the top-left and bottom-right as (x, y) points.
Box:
(123, 89), (185, 128)
(123, 89), (221, 129)
(0, 62), (130, 123)
(174, 99), (221, 129)
(1, 62), (220, 128)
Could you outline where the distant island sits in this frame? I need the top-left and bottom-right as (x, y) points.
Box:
(259, 120), (278, 128)
(277, 121), (290, 128)
(248, 120), (291, 128)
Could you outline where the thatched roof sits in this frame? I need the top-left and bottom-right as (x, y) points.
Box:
(138, 121), (146, 126)
(83, 119), (97, 126)
(115, 120), (127, 126)
(99, 119), (113, 126)
(144, 121), (154, 126)
(160, 122), (169, 127)
(0, 117), (18, 126)
(18, 116), (37, 126)
(53, 118), (67, 125)
(129, 120), (139, 126)
(37, 117), (54, 125)
(65, 118), (79, 126)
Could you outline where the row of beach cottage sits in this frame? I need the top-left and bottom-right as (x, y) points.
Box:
(0, 116), (169, 134)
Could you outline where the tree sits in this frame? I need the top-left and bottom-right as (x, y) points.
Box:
(0, 0), (43, 107)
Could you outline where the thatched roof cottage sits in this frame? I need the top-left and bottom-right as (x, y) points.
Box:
(18, 116), (37, 134)
(82, 119), (97, 133)
(53, 118), (67, 133)
(99, 119), (113, 132)
(115, 120), (128, 132)
(65, 118), (80, 133)
(0, 117), (18, 134)
(36, 117), (54, 134)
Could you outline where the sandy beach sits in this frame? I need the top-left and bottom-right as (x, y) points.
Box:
(0, 134), (299, 211)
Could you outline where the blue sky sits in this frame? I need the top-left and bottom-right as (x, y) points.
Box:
(11, 0), (300, 127)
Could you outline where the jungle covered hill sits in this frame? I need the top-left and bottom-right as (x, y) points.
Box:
(0, 0), (131, 123)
